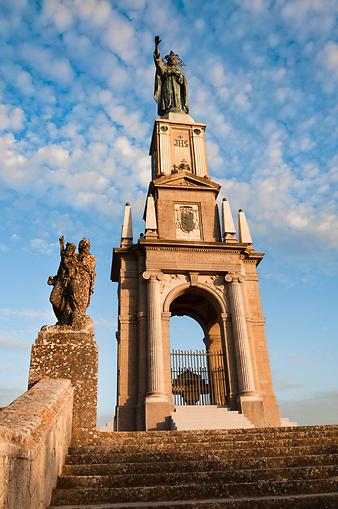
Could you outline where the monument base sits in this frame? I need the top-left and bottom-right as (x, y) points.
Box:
(29, 316), (98, 444)
(238, 394), (265, 427)
(145, 394), (172, 431)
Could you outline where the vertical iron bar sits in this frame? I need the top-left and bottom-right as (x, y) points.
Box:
(209, 350), (213, 406)
(193, 350), (197, 405)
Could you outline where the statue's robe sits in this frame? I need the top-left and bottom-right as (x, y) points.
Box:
(154, 53), (189, 116)
(68, 254), (96, 321)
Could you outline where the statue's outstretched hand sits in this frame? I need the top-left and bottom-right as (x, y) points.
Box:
(155, 35), (161, 46)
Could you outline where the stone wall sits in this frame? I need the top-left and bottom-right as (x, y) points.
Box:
(0, 379), (73, 509)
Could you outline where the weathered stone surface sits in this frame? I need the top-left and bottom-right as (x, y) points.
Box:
(50, 425), (338, 507)
(29, 317), (98, 444)
(48, 492), (338, 508)
(0, 379), (73, 509)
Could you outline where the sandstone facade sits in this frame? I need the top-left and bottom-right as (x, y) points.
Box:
(112, 113), (281, 431)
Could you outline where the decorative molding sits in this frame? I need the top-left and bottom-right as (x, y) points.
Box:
(146, 246), (242, 254)
(159, 273), (189, 295)
(142, 270), (164, 281)
(225, 272), (245, 284)
(161, 312), (171, 320)
(165, 178), (199, 187)
(118, 315), (137, 324)
(189, 272), (199, 285)
(198, 274), (225, 295)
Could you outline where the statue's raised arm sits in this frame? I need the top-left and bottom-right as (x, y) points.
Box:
(153, 35), (189, 117)
(154, 35), (161, 60)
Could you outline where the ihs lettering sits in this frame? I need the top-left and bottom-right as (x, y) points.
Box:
(174, 135), (189, 148)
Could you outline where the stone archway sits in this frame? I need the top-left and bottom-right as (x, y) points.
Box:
(162, 284), (232, 408)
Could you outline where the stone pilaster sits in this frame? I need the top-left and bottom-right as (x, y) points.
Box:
(220, 312), (236, 408)
(191, 126), (208, 177)
(225, 273), (255, 395)
(158, 123), (171, 176)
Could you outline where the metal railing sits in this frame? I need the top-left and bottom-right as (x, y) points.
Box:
(171, 349), (227, 406)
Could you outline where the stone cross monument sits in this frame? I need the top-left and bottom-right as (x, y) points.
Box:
(111, 37), (281, 431)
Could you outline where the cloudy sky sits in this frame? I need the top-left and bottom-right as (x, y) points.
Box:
(0, 0), (337, 426)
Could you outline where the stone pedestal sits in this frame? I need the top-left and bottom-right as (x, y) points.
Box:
(238, 394), (265, 428)
(28, 317), (98, 444)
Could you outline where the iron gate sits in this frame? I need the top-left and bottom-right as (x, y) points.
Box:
(171, 349), (227, 406)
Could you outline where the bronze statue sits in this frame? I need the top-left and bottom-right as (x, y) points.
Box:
(48, 236), (96, 326)
(153, 35), (189, 116)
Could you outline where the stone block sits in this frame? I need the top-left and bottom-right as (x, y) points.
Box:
(29, 317), (98, 444)
(145, 395), (172, 431)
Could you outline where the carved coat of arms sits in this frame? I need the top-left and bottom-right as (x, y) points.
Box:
(178, 206), (198, 233)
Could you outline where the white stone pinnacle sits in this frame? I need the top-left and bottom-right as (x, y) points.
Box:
(222, 198), (236, 241)
(121, 202), (133, 245)
(238, 209), (253, 244)
(145, 195), (158, 232)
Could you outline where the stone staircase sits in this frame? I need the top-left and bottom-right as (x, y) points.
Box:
(171, 405), (254, 430)
(50, 425), (338, 508)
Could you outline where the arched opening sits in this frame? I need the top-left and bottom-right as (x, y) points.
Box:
(170, 315), (204, 350)
(167, 286), (229, 407)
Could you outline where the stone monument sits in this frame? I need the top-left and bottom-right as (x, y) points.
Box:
(29, 236), (98, 443)
(111, 36), (281, 431)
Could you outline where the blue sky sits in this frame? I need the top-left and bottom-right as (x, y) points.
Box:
(0, 0), (337, 426)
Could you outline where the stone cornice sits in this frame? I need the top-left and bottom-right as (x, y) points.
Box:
(147, 172), (221, 194)
(111, 239), (264, 282)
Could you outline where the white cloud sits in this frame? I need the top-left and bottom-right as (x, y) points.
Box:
(239, 0), (270, 13)
(0, 307), (52, 320)
(35, 144), (70, 167)
(0, 104), (25, 131)
(281, 0), (337, 35)
(319, 41), (338, 75)
(20, 43), (75, 85)
(206, 139), (223, 169)
(41, 0), (73, 32)
(102, 11), (138, 62)
(30, 238), (56, 255)
(0, 62), (34, 95)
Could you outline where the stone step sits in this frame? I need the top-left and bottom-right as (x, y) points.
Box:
(66, 443), (338, 465)
(68, 436), (337, 455)
(171, 407), (254, 431)
(50, 492), (338, 509)
(56, 465), (338, 489)
(50, 478), (338, 506)
(49, 491), (338, 508)
(63, 453), (338, 476)
(85, 425), (338, 446)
